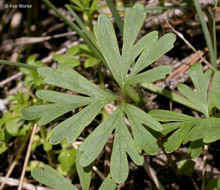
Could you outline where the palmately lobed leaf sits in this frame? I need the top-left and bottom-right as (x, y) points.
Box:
(38, 66), (114, 98)
(21, 90), (93, 126)
(76, 151), (92, 190)
(31, 165), (78, 190)
(177, 62), (212, 117)
(79, 107), (121, 166)
(184, 118), (220, 143)
(130, 33), (176, 75)
(149, 110), (195, 122)
(211, 71), (220, 110)
(110, 110), (143, 184)
(126, 65), (172, 85)
(125, 104), (159, 154)
(164, 121), (195, 153)
(49, 99), (111, 144)
(94, 14), (121, 86)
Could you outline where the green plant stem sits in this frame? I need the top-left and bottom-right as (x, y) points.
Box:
(125, 85), (141, 105)
(105, 0), (124, 34)
(65, 5), (97, 46)
(190, 176), (200, 190)
(141, 83), (200, 112)
(213, 0), (219, 61)
(0, 59), (37, 70)
(193, 0), (216, 69)
(42, 0), (106, 66)
(39, 126), (53, 166)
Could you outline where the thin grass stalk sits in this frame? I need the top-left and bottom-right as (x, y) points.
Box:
(193, 0), (216, 69)
(141, 83), (200, 112)
(0, 60), (37, 70)
(105, 0), (124, 34)
(42, 0), (106, 65)
(65, 5), (97, 46)
(213, 0), (219, 62)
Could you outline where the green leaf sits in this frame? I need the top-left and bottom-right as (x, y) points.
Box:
(124, 104), (159, 154)
(161, 122), (182, 135)
(131, 33), (176, 75)
(124, 103), (162, 131)
(31, 165), (78, 190)
(178, 63), (212, 117)
(53, 54), (80, 67)
(185, 118), (220, 143)
(122, 4), (145, 52)
(164, 121), (194, 153)
(58, 148), (76, 175)
(38, 66), (113, 98)
(0, 142), (8, 154)
(126, 65), (172, 85)
(50, 100), (109, 144)
(6, 118), (19, 136)
(22, 90), (92, 126)
(121, 31), (158, 77)
(211, 71), (220, 110)
(206, 178), (219, 190)
(149, 110), (195, 122)
(177, 159), (195, 177)
(84, 57), (100, 68)
(111, 111), (143, 183)
(94, 14), (121, 86)
(79, 107), (121, 167)
(76, 150), (93, 190)
(188, 140), (203, 158)
(99, 174), (117, 190)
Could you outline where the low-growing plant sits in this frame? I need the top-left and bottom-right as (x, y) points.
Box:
(21, 3), (176, 188)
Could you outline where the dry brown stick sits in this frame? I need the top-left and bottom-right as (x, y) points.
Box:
(0, 131), (31, 190)
(165, 51), (204, 82)
(143, 160), (165, 190)
(0, 72), (23, 87)
(18, 123), (38, 190)
(165, 16), (215, 71)
(202, 144), (209, 190)
(0, 177), (46, 190)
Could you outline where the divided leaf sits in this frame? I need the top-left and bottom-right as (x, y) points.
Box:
(31, 165), (77, 190)
(76, 150), (93, 190)
(126, 66), (172, 85)
(184, 118), (220, 143)
(211, 71), (220, 110)
(79, 107), (121, 167)
(110, 111), (143, 183)
(125, 104), (162, 131)
(99, 174), (117, 190)
(130, 33), (176, 75)
(124, 103), (159, 154)
(38, 66), (112, 98)
(22, 90), (92, 126)
(164, 121), (194, 153)
(50, 100), (109, 144)
(94, 14), (121, 85)
(177, 62), (212, 117)
(149, 110), (195, 122)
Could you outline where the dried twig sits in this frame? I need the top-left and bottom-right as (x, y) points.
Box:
(143, 159), (165, 190)
(0, 132), (30, 190)
(0, 72), (23, 88)
(165, 15), (215, 71)
(18, 123), (38, 190)
(202, 144), (209, 190)
(0, 177), (46, 190)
